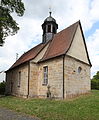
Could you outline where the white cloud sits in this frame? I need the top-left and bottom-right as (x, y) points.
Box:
(87, 29), (99, 77)
(0, 0), (99, 82)
(90, 0), (99, 21)
(0, 18), (42, 72)
(51, 0), (99, 32)
(0, 72), (5, 83)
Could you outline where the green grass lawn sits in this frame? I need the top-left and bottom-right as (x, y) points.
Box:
(0, 90), (99, 120)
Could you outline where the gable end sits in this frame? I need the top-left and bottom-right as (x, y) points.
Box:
(66, 21), (92, 66)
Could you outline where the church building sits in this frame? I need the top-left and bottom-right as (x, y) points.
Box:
(6, 12), (92, 99)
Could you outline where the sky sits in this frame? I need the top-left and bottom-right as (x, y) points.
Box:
(0, 0), (99, 82)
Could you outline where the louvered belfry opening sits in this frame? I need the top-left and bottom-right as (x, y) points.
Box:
(42, 12), (58, 43)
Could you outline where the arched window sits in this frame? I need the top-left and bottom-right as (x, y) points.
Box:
(48, 25), (51, 32)
(78, 67), (82, 73)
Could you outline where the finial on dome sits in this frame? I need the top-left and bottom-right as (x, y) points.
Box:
(49, 11), (52, 16)
(42, 6), (58, 43)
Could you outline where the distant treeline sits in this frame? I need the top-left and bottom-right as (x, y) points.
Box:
(91, 71), (99, 90)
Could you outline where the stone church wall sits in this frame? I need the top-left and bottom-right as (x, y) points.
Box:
(6, 63), (28, 98)
(29, 62), (38, 97)
(38, 57), (63, 99)
(6, 71), (12, 94)
(64, 55), (91, 98)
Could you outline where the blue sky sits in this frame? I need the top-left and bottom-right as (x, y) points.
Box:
(0, 0), (99, 82)
(85, 21), (99, 38)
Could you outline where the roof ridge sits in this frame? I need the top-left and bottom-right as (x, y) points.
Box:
(8, 43), (47, 70)
(56, 20), (80, 36)
(7, 20), (87, 71)
(40, 21), (79, 62)
(22, 43), (43, 56)
(11, 43), (42, 64)
(64, 21), (79, 54)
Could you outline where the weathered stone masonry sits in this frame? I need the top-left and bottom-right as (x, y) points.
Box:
(6, 18), (91, 99)
(64, 55), (90, 98)
(6, 63), (28, 98)
(38, 57), (63, 98)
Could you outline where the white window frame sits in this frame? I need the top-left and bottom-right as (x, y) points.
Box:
(43, 66), (48, 85)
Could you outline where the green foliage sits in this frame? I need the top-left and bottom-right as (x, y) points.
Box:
(0, 0), (25, 46)
(0, 90), (99, 120)
(91, 71), (99, 90)
(0, 81), (6, 94)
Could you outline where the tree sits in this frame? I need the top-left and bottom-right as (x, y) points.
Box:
(0, 0), (25, 46)
(91, 71), (99, 90)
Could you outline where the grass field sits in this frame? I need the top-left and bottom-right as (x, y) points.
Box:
(0, 90), (99, 120)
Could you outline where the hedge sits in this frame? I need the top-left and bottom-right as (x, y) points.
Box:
(91, 79), (99, 90)
(0, 81), (6, 95)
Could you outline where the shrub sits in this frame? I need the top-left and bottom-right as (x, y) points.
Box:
(91, 71), (99, 90)
(0, 81), (6, 95)
(91, 80), (99, 90)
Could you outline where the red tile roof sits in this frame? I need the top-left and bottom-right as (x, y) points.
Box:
(8, 20), (91, 71)
(40, 21), (79, 61)
(10, 43), (47, 70)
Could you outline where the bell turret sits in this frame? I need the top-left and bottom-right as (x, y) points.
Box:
(42, 12), (58, 43)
